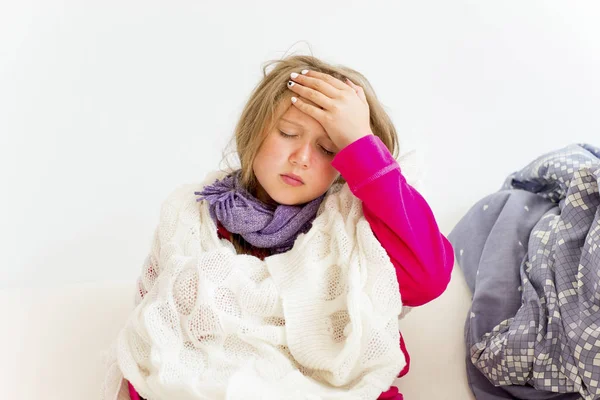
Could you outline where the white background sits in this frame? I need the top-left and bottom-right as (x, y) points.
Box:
(2, 0), (599, 289)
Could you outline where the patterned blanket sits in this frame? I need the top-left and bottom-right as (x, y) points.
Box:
(449, 144), (600, 400)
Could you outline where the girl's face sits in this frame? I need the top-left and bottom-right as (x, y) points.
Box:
(252, 101), (340, 206)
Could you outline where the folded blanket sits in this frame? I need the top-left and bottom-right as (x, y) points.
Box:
(449, 144), (600, 400)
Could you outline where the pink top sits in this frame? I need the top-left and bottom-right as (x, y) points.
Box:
(128, 135), (454, 400)
(332, 134), (454, 308)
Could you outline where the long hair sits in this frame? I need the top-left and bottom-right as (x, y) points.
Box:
(222, 54), (400, 255)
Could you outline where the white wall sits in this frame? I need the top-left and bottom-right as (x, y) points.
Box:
(1, 0), (599, 289)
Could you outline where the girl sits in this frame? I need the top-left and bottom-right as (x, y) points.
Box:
(110, 55), (454, 400)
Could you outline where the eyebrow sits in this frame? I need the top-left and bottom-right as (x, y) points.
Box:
(279, 118), (305, 131)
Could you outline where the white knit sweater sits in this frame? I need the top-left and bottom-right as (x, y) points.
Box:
(101, 171), (406, 400)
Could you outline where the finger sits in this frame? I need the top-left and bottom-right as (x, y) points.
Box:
(345, 78), (368, 103)
(290, 72), (340, 99)
(290, 96), (327, 123)
(296, 69), (349, 92)
(287, 80), (335, 110)
(345, 78), (359, 94)
(345, 77), (358, 90)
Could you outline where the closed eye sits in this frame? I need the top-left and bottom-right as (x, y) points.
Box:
(279, 130), (296, 138)
(280, 130), (335, 156)
(320, 146), (335, 156)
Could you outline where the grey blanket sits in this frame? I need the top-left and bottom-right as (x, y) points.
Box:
(449, 144), (600, 400)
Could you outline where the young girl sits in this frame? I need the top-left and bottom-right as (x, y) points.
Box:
(107, 55), (454, 400)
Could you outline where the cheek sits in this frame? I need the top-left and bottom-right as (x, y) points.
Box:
(314, 159), (339, 184)
(315, 155), (336, 172)
(254, 139), (281, 168)
(262, 136), (289, 160)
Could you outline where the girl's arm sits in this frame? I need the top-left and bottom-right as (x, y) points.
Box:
(331, 135), (454, 307)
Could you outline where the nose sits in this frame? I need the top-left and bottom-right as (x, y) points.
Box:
(290, 142), (311, 168)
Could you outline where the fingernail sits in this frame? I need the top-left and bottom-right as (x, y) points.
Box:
(290, 72), (299, 79)
(291, 97), (297, 103)
(287, 80), (295, 87)
(301, 69), (309, 75)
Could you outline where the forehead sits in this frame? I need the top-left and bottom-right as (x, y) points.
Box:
(277, 101), (326, 135)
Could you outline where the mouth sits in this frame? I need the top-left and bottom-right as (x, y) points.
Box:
(280, 173), (304, 186)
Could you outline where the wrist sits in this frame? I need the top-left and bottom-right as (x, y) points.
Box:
(337, 131), (374, 150)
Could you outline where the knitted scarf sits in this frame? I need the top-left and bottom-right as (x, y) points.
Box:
(194, 170), (325, 254)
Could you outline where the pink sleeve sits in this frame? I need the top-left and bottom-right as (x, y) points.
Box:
(128, 381), (142, 400)
(331, 135), (454, 307)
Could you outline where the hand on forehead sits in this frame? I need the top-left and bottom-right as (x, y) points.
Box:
(286, 69), (372, 150)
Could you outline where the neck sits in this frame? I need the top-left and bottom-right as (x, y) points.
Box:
(253, 183), (279, 208)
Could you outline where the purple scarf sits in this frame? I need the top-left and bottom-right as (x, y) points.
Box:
(194, 171), (325, 254)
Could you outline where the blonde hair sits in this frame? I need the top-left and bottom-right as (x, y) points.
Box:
(225, 54), (400, 192)
(222, 54), (400, 255)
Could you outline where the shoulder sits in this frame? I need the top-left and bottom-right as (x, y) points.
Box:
(154, 170), (231, 242)
(162, 170), (231, 206)
(158, 169), (232, 221)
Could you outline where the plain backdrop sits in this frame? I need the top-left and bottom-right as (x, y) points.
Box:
(2, 2), (600, 399)
(1, 1), (599, 288)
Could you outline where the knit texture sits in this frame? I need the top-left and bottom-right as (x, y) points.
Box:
(101, 170), (406, 400)
(195, 169), (325, 254)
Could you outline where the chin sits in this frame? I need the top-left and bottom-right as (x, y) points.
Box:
(270, 193), (304, 206)
(265, 185), (310, 205)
